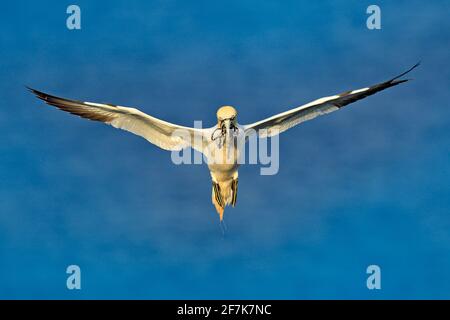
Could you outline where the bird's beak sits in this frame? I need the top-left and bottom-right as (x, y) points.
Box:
(223, 119), (232, 158)
(223, 119), (232, 141)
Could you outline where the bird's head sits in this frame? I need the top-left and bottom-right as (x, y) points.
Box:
(216, 106), (237, 131)
(212, 106), (238, 145)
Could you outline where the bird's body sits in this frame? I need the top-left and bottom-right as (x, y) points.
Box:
(28, 63), (419, 222)
(207, 140), (240, 220)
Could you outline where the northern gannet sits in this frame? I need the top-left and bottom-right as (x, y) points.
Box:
(28, 63), (419, 221)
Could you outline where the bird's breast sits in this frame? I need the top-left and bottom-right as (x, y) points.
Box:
(206, 139), (240, 175)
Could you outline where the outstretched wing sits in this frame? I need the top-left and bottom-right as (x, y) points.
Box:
(28, 88), (207, 151)
(243, 63), (420, 138)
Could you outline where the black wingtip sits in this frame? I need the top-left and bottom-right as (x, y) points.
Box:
(26, 86), (52, 102)
(391, 62), (421, 81)
(390, 79), (412, 87)
(26, 86), (41, 96)
(25, 85), (35, 93)
(411, 61), (421, 71)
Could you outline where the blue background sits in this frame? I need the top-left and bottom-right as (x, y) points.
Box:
(0, 0), (449, 299)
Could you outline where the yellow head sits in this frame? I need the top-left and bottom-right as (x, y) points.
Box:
(216, 106), (237, 125)
(213, 106), (238, 144)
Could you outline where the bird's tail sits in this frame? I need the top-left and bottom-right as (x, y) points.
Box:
(212, 178), (238, 221)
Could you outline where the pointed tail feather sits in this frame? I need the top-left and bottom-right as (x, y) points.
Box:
(211, 177), (238, 221)
(231, 178), (238, 207)
(212, 182), (225, 221)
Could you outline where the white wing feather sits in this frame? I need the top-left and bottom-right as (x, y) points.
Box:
(243, 63), (419, 138)
(29, 88), (207, 151)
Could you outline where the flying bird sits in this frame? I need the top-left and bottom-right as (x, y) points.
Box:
(28, 63), (419, 221)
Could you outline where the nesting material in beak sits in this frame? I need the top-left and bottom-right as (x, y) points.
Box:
(223, 119), (231, 140)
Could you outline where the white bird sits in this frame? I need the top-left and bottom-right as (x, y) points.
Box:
(28, 63), (419, 221)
